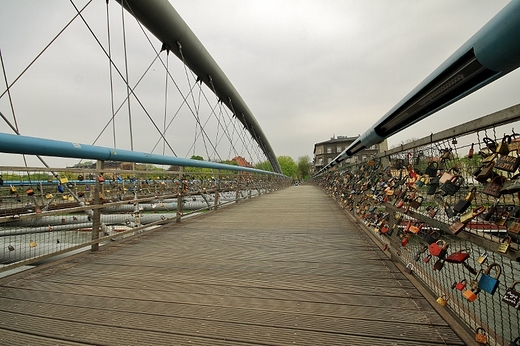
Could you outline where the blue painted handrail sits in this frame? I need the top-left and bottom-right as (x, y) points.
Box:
(0, 132), (283, 176)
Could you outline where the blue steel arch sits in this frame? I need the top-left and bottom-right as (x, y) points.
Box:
(115, 0), (282, 174)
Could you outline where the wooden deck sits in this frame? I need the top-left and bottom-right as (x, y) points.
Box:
(0, 185), (465, 345)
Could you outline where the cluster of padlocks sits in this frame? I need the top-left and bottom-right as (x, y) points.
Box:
(315, 133), (520, 345)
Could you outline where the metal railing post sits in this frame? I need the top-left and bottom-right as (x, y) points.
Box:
(176, 167), (184, 223)
(213, 170), (220, 210)
(91, 159), (103, 251)
(235, 174), (240, 203)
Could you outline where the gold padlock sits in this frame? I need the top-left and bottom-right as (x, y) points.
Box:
(497, 134), (511, 155)
(436, 294), (448, 306)
(477, 252), (488, 264)
(497, 236), (512, 253)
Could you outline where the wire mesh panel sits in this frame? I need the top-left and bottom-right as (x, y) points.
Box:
(0, 166), (282, 271)
(315, 111), (520, 345)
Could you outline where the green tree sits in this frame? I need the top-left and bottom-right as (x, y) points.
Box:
(255, 160), (273, 172)
(190, 155), (204, 161)
(278, 156), (297, 178)
(297, 155), (311, 180)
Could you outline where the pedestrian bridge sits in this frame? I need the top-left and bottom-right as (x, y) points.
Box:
(0, 184), (467, 345)
(1, 1), (520, 345)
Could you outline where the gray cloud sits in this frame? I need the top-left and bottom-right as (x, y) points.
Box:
(0, 0), (517, 168)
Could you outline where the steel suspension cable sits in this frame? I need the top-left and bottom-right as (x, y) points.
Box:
(106, 0), (117, 148)
(120, 1), (134, 151)
(162, 49), (169, 156)
(0, 50), (30, 170)
(69, 0), (177, 156)
(91, 53), (160, 147)
(0, 1), (92, 100)
(177, 46), (220, 160)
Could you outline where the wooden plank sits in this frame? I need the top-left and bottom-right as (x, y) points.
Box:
(0, 185), (464, 345)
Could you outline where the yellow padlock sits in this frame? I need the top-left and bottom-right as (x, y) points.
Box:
(497, 236), (512, 253)
(29, 240), (37, 248)
(436, 294), (448, 306)
(477, 252), (488, 264)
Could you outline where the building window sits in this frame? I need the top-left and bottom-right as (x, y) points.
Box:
(327, 157), (332, 163)
(337, 146), (342, 153)
(362, 155), (367, 161)
(318, 158), (323, 165)
(326, 147), (332, 154)
(316, 148), (322, 154)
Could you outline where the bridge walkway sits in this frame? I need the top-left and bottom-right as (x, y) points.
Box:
(0, 185), (466, 345)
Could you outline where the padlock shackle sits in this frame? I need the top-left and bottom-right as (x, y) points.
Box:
(484, 263), (502, 277)
(508, 280), (520, 289)
(475, 327), (487, 334)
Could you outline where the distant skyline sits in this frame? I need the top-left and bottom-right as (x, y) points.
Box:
(1, 0), (519, 168)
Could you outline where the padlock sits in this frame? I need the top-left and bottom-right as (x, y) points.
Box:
(502, 281), (520, 310)
(423, 254), (432, 263)
(429, 239), (449, 259)
(496, 211), (510, 226)
(478, 263), (501, 295)
(477, 252), (488, 264)
(470, 269), (482, 290)
(414, 245), (428, 261)
(436, 294), (448, 306)
(453, 187), (476, 214)
(463, 287), (480, 302)
(475, 327), (487, 344)
(511, 337), (520, 346)
(404, 263), (413, 274)
(409, 222), (423, 234)
(497, 134), (512, 155)
(497, 236), (512, 253)
(8, 245), (15, 251)
(433, 258), (444, 271)
(29, 240), (37, 248)
(455, 279), (467, 291)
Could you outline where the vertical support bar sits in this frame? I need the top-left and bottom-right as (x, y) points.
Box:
(247, 175), (252, 199)
(91, 160), (104, 251)
(235, 174), (240, 203)
(176, 167), (184, 223)
(213, 170), (220, 210)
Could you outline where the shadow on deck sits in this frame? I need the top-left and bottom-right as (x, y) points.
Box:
(0, 185), (467, 345)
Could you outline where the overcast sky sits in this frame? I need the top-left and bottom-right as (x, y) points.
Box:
(1, 0), (519, 168)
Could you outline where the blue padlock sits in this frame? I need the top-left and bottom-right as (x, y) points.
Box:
(478, 263), (501, 295)
(57, 184), (65, 193)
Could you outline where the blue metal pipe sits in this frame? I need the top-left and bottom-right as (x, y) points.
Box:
(320, 0), (520, 175)
(0, 132), (283, 176)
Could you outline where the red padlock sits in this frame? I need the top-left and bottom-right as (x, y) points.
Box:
(455, 279), (467, 291)
(401, 236), (409, 247)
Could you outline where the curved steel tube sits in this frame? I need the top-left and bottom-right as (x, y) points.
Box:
(115, 0), (282, 174)
(319, 0), (520, 175)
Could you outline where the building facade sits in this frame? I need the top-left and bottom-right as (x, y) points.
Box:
(313, 135), (388, 172)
